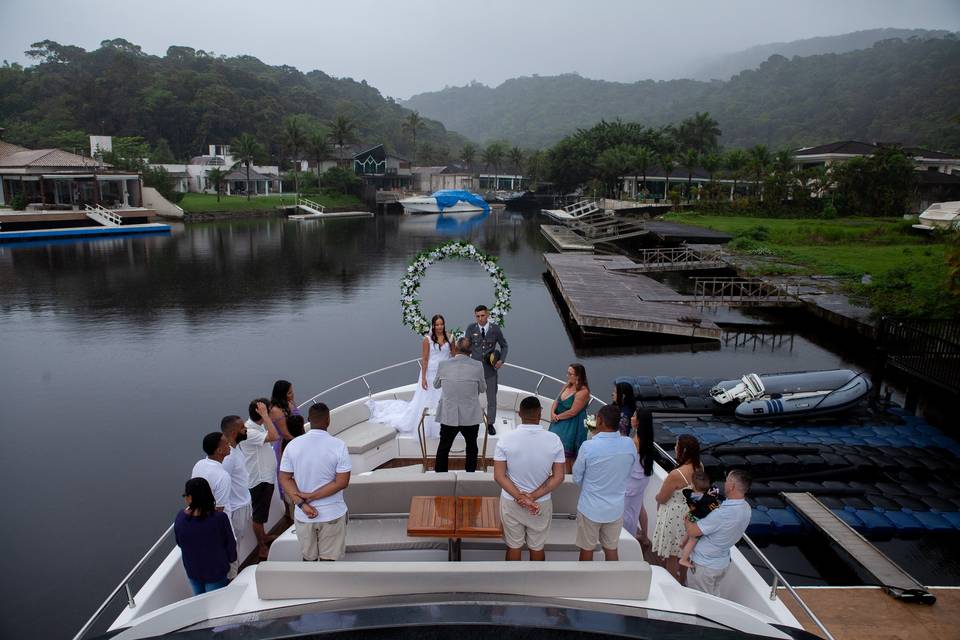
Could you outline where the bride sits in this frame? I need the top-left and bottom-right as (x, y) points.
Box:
(369, 314), (456, 437)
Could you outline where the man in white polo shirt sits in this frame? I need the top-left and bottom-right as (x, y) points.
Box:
(279, 402), (352, 561)
(191, 432), (232, 513)
(493, 396), (566, 561)
(220, 415), (253, 576)
(239, 399), (279, 561)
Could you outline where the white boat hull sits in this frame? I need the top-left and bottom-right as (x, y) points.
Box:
(400, 197), (486, 215)
(101, 370), (803, 640)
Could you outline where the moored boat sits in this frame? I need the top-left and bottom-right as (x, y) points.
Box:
(399, 189), (489, 215)
(711, 369), (871, 421)
(912, 201), (960, 232)
(75, 361), (823, 640)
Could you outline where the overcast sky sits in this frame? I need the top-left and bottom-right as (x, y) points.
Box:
(1, 0), (958, 99)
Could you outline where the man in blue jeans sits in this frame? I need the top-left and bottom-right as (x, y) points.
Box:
(683, 469), (752, 596)
(572, 404), (637, 561)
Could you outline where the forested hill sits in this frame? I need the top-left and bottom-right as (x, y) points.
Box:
(691, 28), (950, 81)
(0, 39), (465, 161)
(403, 36), (960, 151)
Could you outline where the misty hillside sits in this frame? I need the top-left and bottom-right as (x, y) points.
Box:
(0, 39), (465, 161)
(691, 27), (951, 80)
(403, 36), (960, 151)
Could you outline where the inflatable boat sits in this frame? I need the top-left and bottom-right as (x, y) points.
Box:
(711, 369), (871, 421)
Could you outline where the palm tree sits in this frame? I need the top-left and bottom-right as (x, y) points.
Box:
(481, 143), (505, 190)
(205, 167), (226, 202)
(283, 116), (307, 196)
(307, 126), (330, 178)
(658, 152), (675, 201)
(508, 146), (525, 177)
(724, 149), (748, 200)
(460, 142), (477, 172)
(231, 132), (263, 201)
(690, 112), (721, 154)
(701, 152), (722, 201)
(680, 149), (700, 201)
(632, 146), (652, 198)
(748, 144), (771, 198)
(402, 111), (425, 164)
(329, 114), (357, 163)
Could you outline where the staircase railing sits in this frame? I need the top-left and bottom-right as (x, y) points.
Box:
(84, 204), (123, 226)
(296, 196), (326, 213)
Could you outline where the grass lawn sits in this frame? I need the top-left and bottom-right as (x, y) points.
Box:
(663, 212), (957, 318)
(179, 192), (362, 213)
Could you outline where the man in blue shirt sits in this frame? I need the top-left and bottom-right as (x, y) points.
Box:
(572, 404), (637, 561)
(684, 469), (752, 596)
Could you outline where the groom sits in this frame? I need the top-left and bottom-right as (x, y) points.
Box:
(466, 304), (509, 436)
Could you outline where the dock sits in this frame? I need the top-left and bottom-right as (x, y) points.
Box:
(287, 210), (373, 220)
(782, 492), (934, 603)
(544, 253), (721, 341)
(540, 224), (594, 252)
(646, 220), (733, 244)
(0, 222), (171, 243)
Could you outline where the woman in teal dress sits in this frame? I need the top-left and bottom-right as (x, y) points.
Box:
(549, 363), (591, 473)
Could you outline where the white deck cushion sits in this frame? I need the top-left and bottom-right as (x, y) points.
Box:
(328, 401), (370, 436)
(256, 560), (652, 600)
(337, 421), (396, 454)
(345, 472), (457, 514)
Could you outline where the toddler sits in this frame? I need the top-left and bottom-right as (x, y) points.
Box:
(678, 469), (721, 568)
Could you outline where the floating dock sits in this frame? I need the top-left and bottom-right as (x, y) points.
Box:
(544, 253), (721, 341)
(0, 222), (170, 243)
(287, 210), (373, 220)
(540, 224), (594, 252)
(646, 220), (733, 244)
(782, 492), (934, 602)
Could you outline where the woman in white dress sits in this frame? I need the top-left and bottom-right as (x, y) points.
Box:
(369, 314), (455, 437)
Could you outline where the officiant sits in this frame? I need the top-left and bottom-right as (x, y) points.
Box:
(466, 305), (509, 436)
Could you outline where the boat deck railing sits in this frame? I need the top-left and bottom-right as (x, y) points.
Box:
(75, 360), (834, 640)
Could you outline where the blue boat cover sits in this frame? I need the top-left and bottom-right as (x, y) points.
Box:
(432, 190), (489, 213)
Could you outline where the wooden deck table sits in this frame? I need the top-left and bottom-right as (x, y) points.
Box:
(407, 496), (502, 560)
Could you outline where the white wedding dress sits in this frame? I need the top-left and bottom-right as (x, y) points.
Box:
(368, 337), (451, 437)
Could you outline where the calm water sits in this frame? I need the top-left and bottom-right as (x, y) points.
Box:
(0, 210), (866, 638)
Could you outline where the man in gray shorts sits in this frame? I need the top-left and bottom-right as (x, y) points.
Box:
(572, 404), (637, 561)
(279, 403), (352, 561)
(493, 396), (566, 561)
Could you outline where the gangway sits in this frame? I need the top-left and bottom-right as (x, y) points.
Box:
(84, 204), (122, 227)
(291, 197), (326, 218)
(541, 198), (603, 222)
(782, 492), (935, 603)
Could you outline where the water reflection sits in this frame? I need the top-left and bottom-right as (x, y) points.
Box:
(0, 209), (873, 640)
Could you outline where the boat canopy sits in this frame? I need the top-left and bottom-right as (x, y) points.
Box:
(432, 189), (489, 214)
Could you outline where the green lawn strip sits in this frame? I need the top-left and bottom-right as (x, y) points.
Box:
(663, 213), (923, 246)
(662, 213), (955, 318)
(179, 193), (361, 213)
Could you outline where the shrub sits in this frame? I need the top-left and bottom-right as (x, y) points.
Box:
(10, 194), (28, 210)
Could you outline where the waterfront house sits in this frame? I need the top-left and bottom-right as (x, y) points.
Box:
(150, 144), (280, 195)
(620, 164), (738, 201)
(794, 140), (960, 210)
(412, 165), (476, 193)
(353, 144), (412, 190)
(479, 174), (528, 191)
(0, 137), (143, 209)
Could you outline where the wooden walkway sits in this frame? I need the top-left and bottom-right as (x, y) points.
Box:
(783, 493), (932, 602)
(782, 587), (958, 640)
(544, 253), (720, 340)
(540, 224), (594, 252)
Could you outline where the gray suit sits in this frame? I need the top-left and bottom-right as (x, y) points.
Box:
(466, 321), (508, 425)
(432, 354), (486, 472)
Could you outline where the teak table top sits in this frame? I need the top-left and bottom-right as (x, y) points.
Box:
(407, 496), (502, 538)
(406, 496), (457, 537)
(456, 496), (503, 537)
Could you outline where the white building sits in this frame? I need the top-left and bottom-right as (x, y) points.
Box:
(151, 144), (281, 195)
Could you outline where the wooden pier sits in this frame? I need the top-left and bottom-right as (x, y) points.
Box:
(544, 253), (721, 341)
(540, 224), (594, 252)
(782, 492), (934, 603)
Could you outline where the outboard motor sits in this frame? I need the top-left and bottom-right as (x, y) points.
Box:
(710, 374), (765, 405)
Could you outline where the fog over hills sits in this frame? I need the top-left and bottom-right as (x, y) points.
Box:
(402, 31), (960, 151)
